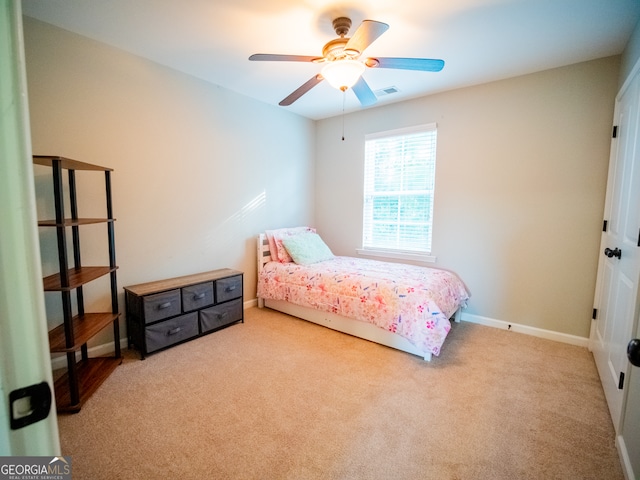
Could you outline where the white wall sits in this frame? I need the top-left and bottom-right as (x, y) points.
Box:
(315, 56), (620, 338)
(23, 17), (316, 346)
(621, 17), (640, 88)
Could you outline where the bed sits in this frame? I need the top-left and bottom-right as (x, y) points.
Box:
(256, 230), (469, 361)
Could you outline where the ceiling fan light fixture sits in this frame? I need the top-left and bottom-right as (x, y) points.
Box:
(321, 59), (365, 91)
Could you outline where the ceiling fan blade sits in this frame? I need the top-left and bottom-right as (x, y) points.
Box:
(352, 77), (377, 106)
(344, 20), (389, 55)
(279, 75), (324, 106)
(249, 54), (320, 63)
(367, 57), (445, 72)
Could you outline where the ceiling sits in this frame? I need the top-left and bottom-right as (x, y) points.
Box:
(21, 0), (640, 120)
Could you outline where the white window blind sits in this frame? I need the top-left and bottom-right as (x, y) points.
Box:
(362, 123), (437, 255)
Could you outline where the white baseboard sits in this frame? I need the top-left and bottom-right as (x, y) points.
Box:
(460, 312), (590, 348)
(616, 434), (635, 480)
(50, 337), (129, 370)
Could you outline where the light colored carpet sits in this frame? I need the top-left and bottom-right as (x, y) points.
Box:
(57, 307), (623, 479)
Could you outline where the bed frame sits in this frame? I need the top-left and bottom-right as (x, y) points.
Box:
(257, 234), (461, 362)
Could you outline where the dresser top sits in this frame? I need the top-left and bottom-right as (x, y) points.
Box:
(124, 268), (242, 296)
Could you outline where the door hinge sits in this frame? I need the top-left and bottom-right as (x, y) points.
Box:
(603, 220), (608, 232)
(612, 125), (618, 138)
(618, 372), (625, 390)
(592, 308), (598, 320)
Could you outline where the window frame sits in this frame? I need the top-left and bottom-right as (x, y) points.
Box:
(358, 123), (438, 263)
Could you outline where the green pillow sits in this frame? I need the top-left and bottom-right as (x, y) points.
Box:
(282, 233), (334, 265)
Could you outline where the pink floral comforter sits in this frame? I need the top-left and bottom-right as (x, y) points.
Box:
(257, 256), (469, 356)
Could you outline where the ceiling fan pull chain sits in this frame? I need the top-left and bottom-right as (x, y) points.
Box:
(342, 91), (346, 141)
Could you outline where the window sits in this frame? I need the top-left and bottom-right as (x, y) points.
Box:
(361, 123), (437, 260)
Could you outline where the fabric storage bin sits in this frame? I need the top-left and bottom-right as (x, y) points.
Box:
(124, 268), (244, 359)
(216, 275), (242, 303)
(145, 312), (198, 353)
(200, 298), (243, 333)
(143, 289), (181, 323)
(182, 282), (214, 312)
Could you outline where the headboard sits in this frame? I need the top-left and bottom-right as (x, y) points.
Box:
(257, 233), (272, 273)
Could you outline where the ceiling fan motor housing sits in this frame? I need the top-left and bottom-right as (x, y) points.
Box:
(322, 17), (359, 60)
(332, 17), (352, 37)
(322, 38), (352, 60)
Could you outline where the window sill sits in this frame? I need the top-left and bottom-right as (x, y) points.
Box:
(356, 248), (436, 263)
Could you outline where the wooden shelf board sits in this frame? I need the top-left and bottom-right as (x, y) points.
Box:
(33, 155), (112, 171)
(38, 218), (115, 227)
(49, 313), (121, 352)
(54, 356), (121, 413)
(43, 266), (118, 291)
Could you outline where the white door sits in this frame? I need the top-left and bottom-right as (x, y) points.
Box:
(591, 67), (640, 432)
(0, 0), (60, 454)
(620, 328), (640, 478)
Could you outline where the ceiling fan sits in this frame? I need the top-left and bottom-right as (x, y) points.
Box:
(249, 17), (444, 107)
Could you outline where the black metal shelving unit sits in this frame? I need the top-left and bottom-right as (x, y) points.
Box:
(34, 155), (121, 413)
